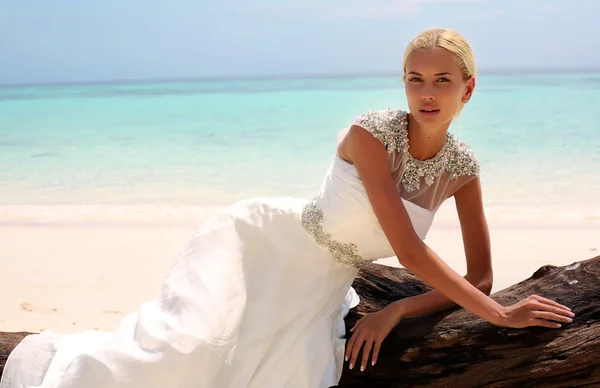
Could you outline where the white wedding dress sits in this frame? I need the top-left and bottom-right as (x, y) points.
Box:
(1, 109), (480, 388)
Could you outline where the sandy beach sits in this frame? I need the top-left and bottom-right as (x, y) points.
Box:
(1, 214), (598, 335)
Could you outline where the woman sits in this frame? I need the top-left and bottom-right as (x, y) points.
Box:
(1, 28), (574, 388)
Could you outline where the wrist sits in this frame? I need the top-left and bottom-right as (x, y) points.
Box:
(490, 304), (509, 326)
(387, 300), (407, 321)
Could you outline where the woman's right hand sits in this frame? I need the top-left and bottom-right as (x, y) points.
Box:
(498, 295), (575, 329)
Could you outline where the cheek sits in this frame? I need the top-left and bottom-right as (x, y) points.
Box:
(404, 85), (420, 103)
(439, 86), (464, 106)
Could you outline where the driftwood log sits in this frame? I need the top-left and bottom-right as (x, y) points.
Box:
(338, 255), (600, 387)
(1, 256), (599, 387)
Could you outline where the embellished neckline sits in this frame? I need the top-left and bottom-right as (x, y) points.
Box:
(398, 110), (452, 164)
(353, 108), (479, 193)
(396, 110), (456, 192)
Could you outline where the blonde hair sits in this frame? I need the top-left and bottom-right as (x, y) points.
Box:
(403, 28), (476, 80)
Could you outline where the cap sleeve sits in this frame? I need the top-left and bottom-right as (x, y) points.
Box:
(440, 138), (481, 202)
(447, 138), (480, 179)
(353, 109), (409, 153)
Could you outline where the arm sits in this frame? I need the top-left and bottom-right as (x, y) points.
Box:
(386, 177), (494, 319)
(339, 125), (505, 324)
(342, 125), (574, 371)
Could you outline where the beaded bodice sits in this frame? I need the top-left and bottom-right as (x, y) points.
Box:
(356, 109), (480, 194)
(301, 108), (481, 269)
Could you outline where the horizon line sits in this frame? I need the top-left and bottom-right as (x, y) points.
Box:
(2, 67), (600, 88)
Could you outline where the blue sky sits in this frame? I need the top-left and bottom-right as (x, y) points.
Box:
(1, 0), (599, 85)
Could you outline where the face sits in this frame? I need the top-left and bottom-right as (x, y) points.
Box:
(403, 47), (475, 130)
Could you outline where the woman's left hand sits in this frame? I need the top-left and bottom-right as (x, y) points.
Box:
(345, 304), (404, 371)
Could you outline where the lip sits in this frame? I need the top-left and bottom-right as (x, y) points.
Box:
(419, 107), (440, 118)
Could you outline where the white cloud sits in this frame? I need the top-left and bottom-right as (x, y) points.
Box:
(323, 0), (423, 19)
(540, 5), (566, 11)
(235, 0), (485, 20)
(462, 9), (504, 20)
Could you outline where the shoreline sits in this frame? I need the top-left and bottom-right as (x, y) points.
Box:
(2, 201), (599, 228)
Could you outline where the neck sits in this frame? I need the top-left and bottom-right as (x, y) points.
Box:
(406, 114), (451, 161)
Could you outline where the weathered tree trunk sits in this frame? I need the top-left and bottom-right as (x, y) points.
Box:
(1, 256), (599, 387)
(338, 255), (600, 387)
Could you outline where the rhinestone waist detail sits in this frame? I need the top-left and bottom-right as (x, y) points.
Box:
(301, 199), (374, 269)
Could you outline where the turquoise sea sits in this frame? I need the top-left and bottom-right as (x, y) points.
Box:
(1, 73), (599, 226)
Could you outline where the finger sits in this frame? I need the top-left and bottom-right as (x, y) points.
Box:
(534, 296), (572, 312)
(350, 332), (368, 370)
(345, 331), (359, 362)
(360, 337), (375, 371)
(531, 318), (563, 329)
(532, 311), (574, 324)
(530, 301), (567, 316)
(534, 302), (575, 318)
(371, 339), (382, 366)
(345, 328), (362, 361)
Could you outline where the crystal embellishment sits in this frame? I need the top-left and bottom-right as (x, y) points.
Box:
(301, 200), (373, 269)
(356, 109), (480, 192)
(355, 109), (408, 153)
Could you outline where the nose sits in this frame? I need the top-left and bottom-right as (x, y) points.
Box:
(421, 85), (436, 101)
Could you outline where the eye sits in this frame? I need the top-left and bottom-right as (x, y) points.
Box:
(437, 77), (451, 82)
(408, 77), (422, 83)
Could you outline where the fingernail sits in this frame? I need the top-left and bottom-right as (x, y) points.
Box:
(567, 318), (573, 322)
(345, 356), (348, 362)
(569, 312), (575, 317)
(371, 361), (376, 366)
(349, 363), (353, 370)
(360, 365), (365, 372)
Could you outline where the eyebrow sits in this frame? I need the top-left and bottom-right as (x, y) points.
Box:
(407, 71), (453, 76)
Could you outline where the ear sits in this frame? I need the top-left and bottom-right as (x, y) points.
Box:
(462, 77), (476, 103)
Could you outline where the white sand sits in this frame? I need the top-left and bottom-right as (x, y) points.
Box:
(1, 223), (598, 334)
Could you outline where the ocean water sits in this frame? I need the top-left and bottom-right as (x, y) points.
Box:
(1, 73), (599, 226)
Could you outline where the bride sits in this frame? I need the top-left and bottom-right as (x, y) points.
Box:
(1, 28), (574, 388)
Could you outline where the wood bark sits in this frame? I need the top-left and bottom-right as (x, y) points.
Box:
(338, 255), (600, 387)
